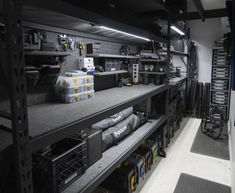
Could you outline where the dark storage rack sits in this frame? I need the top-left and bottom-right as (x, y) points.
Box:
(0, 1), (178, 193)
(210, 44), (231, 119)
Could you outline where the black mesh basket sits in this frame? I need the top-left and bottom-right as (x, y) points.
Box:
(33, 137), (87, 193)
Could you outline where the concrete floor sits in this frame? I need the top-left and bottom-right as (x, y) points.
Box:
(139, 118), (231, 193)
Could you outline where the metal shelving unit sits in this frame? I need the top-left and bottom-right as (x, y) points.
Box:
(0, 1), (175, 193)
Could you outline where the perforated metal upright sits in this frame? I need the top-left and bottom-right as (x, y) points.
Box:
(2, 0), (33, 193)
(210, 43), (231, 119)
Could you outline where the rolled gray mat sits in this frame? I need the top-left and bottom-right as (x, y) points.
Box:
(91, 107), (133, 131)
(102, 114), (140, 151)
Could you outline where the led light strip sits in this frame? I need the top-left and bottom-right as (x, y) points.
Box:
(99, 26), (151, 41)
(170, 26), (185, 36)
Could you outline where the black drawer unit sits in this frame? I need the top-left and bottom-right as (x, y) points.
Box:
(211, 79), (229, 91)
(210, 44), (231, 119)
(212, 67), (230, 78)
(211, 91), (229, 105)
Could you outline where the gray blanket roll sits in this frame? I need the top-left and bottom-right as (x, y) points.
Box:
(92, 107), (133, 131)
(102, 114), (140, 151)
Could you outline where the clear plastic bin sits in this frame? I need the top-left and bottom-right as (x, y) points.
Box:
(55, 83), (94, 95)
(61, 90), (94, 103)
(62, 93), (87, 103)
(57, 76), (94, 87)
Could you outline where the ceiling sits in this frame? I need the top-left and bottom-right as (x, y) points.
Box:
(187, 0), (226, 12)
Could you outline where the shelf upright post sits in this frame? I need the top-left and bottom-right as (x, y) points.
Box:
(3, 0), (33, 193)
(165, 16), (171, 147)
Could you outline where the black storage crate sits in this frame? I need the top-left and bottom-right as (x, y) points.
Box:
(33, 137), (87, 193)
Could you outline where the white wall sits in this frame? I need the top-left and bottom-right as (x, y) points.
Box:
(230, 91), (235, 193)
(188, 18), (223, 83)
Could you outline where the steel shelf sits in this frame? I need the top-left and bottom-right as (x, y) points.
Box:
(24, 50), (72, 56)
(139, 58), (165, 63)
(139, 71), (166, 75)
(62, 116), (167, 193)
(159, 49), (188, 57)
(94, 70), (128, 76)
(26, 84), (168, 152)
(169, 76), (187, 86)
(23, 1), (167, 43)
(87, 54), (139, 59)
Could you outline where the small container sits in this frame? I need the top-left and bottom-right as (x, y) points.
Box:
(60, 85), (86, 95)
(85, 75), (94, 84)
(85, 90), (95, 99)
(57, 76), (86, 87)
(85, 83), (94, 92)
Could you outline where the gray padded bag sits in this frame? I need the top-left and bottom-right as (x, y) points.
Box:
(92, 107), (133, 131)
(102, 114), (140, 151)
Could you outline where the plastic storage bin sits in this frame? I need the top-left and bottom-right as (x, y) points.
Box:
(61, 93), (86, 104)
(33, 137), (87, 193)
(85, 83), (94, 92)
(61, 90), (95, 103)
(57, 76), (86, 87)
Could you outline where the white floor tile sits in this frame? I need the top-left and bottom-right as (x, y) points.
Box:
(139, 118), (231, 193)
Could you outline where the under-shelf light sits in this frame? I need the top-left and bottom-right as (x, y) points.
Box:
(170, 26), (185, 36)
(99, 26), (151, 41)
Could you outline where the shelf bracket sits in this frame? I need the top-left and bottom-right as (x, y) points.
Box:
(192, 0), (205, 21)
(3, 0), (33, 193)
(180, 57), (187, 67)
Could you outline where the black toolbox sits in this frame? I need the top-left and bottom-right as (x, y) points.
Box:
(33, 137), (87, 193)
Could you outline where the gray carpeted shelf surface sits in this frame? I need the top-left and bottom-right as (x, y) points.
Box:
(174, 173), (231, 193)
(191, 124), (229, 160)
(0, 85), (166, 150)
(28, 84), (165, 138)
